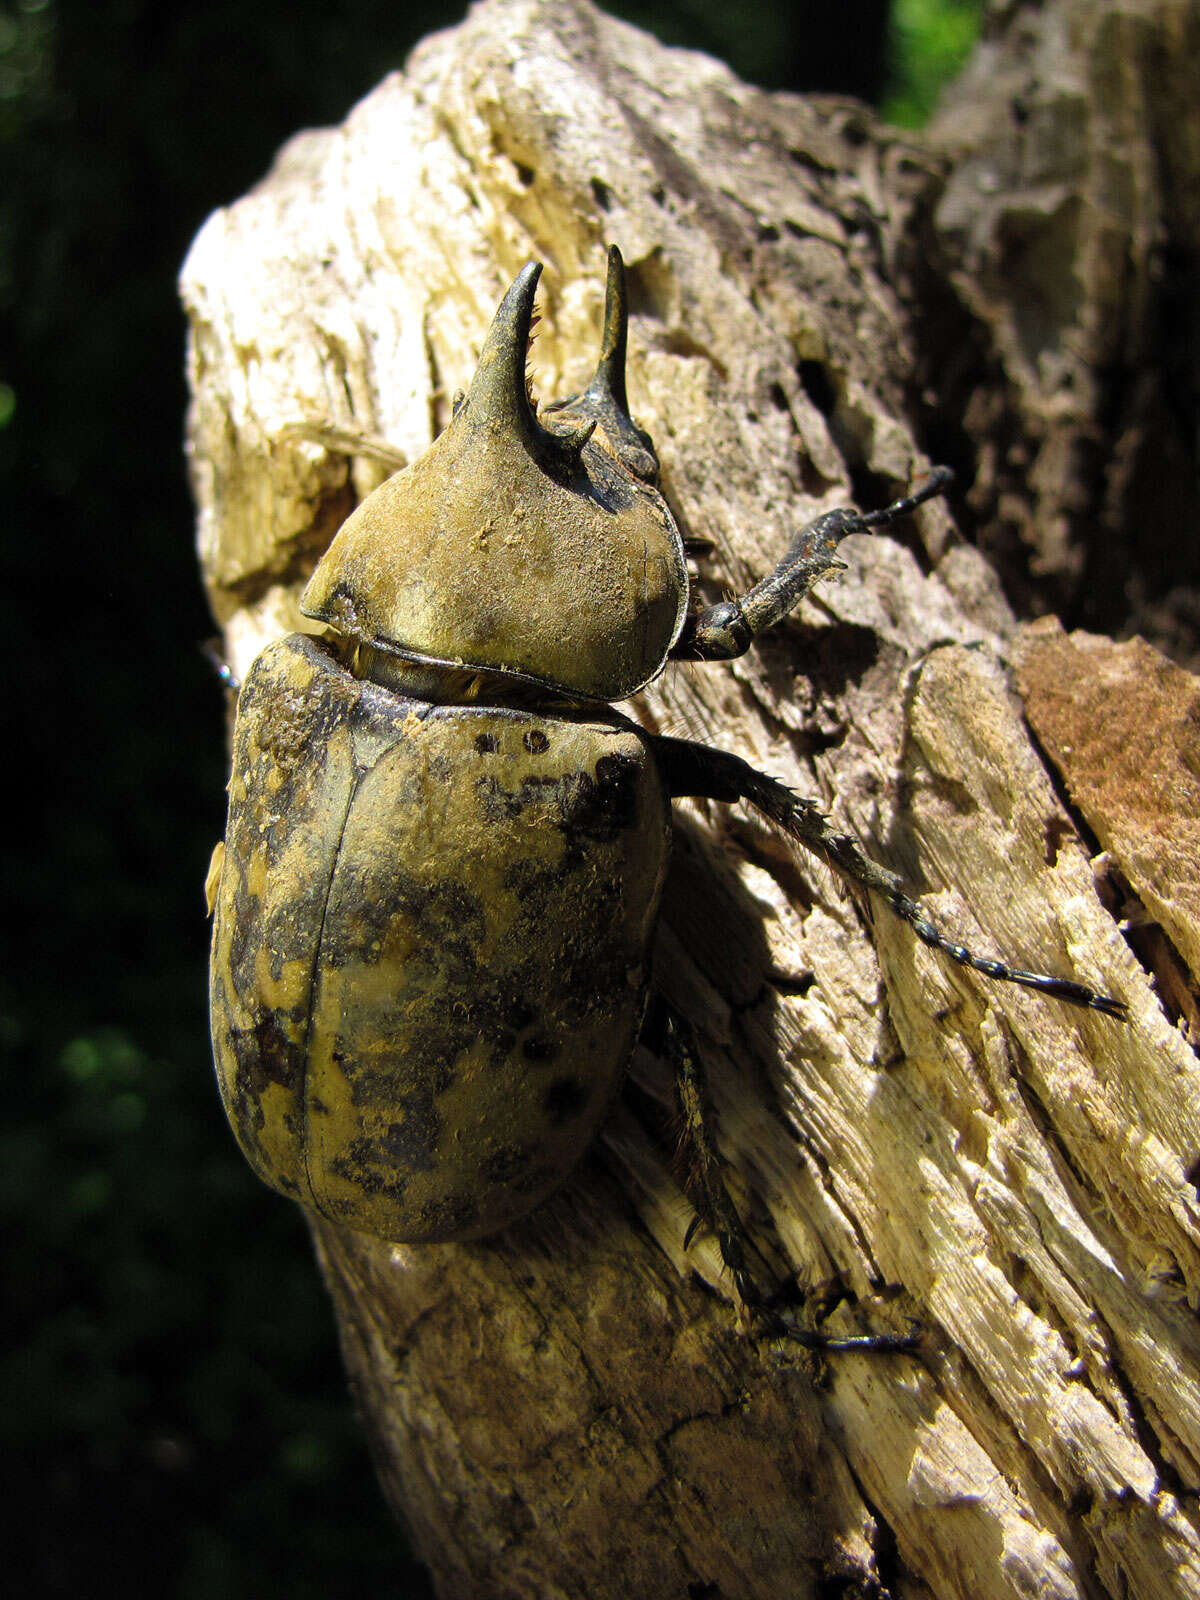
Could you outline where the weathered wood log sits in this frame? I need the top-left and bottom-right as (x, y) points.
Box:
(182, 1), (1200, 1595)
(925, 0), (1200, 656)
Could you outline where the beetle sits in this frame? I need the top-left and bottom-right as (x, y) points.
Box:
(208, 248), (1125, 1350)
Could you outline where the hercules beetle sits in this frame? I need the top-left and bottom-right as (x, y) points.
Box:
(208, 248), (1125, 1351)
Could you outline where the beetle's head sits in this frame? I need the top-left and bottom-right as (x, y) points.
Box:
(300, 247), (686, 702)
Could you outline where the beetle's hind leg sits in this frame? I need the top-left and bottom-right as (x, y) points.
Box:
(672, 468), (953, 663)
(647, 996), (916, 1354)
(656, 738), (1127, 1019)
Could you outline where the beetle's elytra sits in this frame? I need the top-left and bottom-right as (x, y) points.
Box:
(211, 629), (671, 1241)
(209, 249), (1125, 1349)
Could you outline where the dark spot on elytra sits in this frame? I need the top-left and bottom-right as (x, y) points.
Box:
(327, 1157), (409, 1206)
(588, 753), (639, 824)
(490, 1029), (517, 1060)
(522, 1034), (559, 1063)
(504, 856), (566, 903)
(336, 1086), (441, 1174)
(416, 1194), (480, 1237)
(502, 997), (537, 1031)
(475, 732), (499, 754)
(230, 638), (357, 845)
(476, 771), (583, 824)
(512, 1161), (560, 1197)
(230, 1015), (303, 1096)
(543, 1076), (588, 1124)
(478, 751), (642, 849)
(523, 729), (550, 754)
(496, 864), (629, 1026)
(383, 1097), (441, 1168)
(346, 1052), (455, 1108)
(557, 753), (641, 844)
(224, 853), (329, 1007)
(322, 867), (486, 983)
(483, 1144), (535, 1184)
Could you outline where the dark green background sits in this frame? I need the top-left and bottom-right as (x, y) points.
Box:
(0, 2), (979, 1594)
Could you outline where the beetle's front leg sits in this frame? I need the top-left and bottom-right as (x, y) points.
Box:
(672, 468), (953, 662)
(655, 737), (1127, 1018)
(646, 996), (917, 1353)
(277, 420), (410, 472)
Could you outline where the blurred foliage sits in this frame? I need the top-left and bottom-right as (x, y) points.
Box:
(885, 0), (983, 125)
(2, 1023), (423, 1595)
(0, 1), (977, 1594)
(608, 0), (891, 99)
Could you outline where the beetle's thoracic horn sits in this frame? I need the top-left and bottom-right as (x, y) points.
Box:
(585, 244), (631, 416)
(465, 259), (594, 464)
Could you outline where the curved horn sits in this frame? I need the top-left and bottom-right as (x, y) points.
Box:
(585, 244), (631, 415)
(463, 260), (541, 436)
(465, 260), (594, 464)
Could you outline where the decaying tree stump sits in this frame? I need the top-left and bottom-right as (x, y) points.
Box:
(181, 1), (1200, 1595)
(924, 0), (1200, 659)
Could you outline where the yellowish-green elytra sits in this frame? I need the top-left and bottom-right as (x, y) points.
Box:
(210, 631), (670, 1240)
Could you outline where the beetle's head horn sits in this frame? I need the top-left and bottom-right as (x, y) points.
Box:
(462, 259), (595, 470)
(542, 245), (660, 484)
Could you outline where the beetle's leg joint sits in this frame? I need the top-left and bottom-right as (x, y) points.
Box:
(674, 600), (753, 662)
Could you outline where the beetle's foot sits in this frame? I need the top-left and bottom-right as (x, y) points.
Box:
(753, 1306), (921, 1354)
(752, 1278), (922, 1353)
(654, 997), (921, 1357)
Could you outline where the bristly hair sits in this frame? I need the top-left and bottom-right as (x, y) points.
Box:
(525, 307), (540, 408)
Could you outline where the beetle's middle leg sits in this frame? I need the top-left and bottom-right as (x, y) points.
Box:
(656, 737), (1126, 1018)
(671, 469), (953, 663)
(646, 996), (916, 1353)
